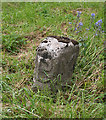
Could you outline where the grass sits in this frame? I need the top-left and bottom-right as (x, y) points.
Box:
(2, 2), (104, 118)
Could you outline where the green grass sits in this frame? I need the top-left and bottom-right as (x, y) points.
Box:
(2, 2), (104, 118)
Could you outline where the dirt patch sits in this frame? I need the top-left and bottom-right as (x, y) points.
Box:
(60, 22), (68, 36)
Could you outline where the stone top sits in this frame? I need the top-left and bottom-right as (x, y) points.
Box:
(36, 36), (79, 59)
(48, 36), (79, 45)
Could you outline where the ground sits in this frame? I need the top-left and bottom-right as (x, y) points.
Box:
(1, 2), (104, 118)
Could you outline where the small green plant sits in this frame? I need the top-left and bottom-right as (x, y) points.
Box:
(2, 32), (27, 54)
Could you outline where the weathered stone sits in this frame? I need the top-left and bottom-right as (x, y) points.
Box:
(32, 36), (79, 92)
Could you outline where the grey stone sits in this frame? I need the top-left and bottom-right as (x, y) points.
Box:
(32, 36), (79, 92)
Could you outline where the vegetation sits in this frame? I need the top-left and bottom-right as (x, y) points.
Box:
(2, 2), (104, 118)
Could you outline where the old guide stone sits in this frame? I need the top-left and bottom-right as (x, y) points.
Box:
(32, 36), (79, 92)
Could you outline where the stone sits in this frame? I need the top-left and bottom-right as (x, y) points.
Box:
(32, 36), (79, 92)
